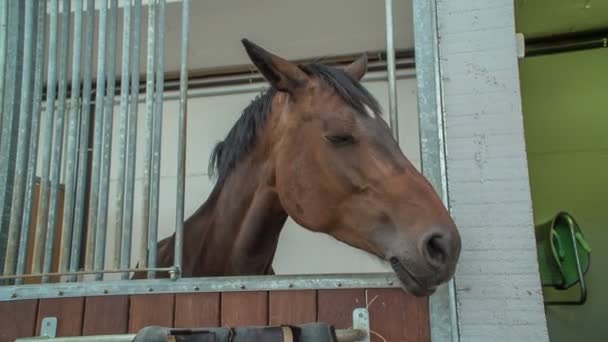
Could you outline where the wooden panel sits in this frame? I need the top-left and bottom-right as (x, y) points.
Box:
(221, 291), (268, 326)
(269, 290), (316, 325)
(0, 299), (38, 342)
(128, 294), (175, 333)
(317, 289), (365, 329)
(174, 293), (220, 328)
(82, 296), (129, 335)
(36, 298), (84, 336)
(366, 288), (429, 342)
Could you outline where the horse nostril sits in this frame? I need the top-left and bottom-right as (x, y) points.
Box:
(424, 234), (448, 268)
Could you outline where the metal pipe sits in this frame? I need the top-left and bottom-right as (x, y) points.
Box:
(121, 0), (142, 280)
(173, 0), (191, 280)
(16, 0), (47, 285)
(70, 0), (96, 280)
(0, 0), (8, 130)
(148, 0), (166, 279)
(59, 0), (84, 277)
(384, 0), (399, 142)
(114, 0), (132, 270)
(3, 0), (39, 277)
(140, 0), (157, 271)
(86, 0), (108, 271)
(32, 0), (59, 275)
(94, 0), (119, 281)
(43, 0), (71, 283)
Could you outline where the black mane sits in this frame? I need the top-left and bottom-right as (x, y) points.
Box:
(208, 62), (382, 186)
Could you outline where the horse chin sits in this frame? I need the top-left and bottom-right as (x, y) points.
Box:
(389, 257), (437, 297)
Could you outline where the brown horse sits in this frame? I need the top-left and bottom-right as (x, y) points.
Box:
(137, 39), (461, 297)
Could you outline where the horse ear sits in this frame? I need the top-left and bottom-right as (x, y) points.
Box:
(344, 54), (368, 81)
(242, 39), (309, 93)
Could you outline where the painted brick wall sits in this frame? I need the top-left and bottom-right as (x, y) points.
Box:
(435, 1), (549, 341)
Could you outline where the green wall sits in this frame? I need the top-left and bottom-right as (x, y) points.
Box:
(520, 48), (608, 342)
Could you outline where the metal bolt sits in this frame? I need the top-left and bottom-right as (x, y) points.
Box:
(288, 283), (294, 288)
(10, 293), (17, 298)
(58, 291), (64, 296)
(387, 280), (394, 286)
(336, 282), (342, 287)
(147, 287), (154, 292)
(240, 284), (246, 289)
(103, 289), (109, 294)
(194, 286), (200, 291)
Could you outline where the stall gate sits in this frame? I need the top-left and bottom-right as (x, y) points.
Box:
(0, 0), (457, 341)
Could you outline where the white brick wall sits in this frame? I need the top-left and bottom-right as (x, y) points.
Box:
(436, 1), (549, 341)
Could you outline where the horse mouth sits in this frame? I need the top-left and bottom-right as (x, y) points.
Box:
(389, 257), (436, 297)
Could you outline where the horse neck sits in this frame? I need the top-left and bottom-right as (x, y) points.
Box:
(180, 157), (288, 277)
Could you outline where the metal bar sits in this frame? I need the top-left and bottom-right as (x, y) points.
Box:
(1, 273), (399, 301)
(147, 0), (166, 279)
(384, 0), (399, 142)
(140, 0), (157, 271)
(70, 0), (96, 280)
(412, 0), (459, 341)
(43, 0), (71, 283)
(121, 0), (142, 280)
(173, 0), (191, 280)
(0, 0), (7, 129)
(1, 267), (173, 280)
(15, 0), (47, 285)
(3, 0), (39, 277)
(32, 0), (59, 275)
(59, 0), (84, 276)
(86, 0), (108, 271)
(94, 0), (119, 281)
(113, 0), (132, 271)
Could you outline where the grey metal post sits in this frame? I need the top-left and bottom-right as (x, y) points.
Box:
(4, 0), (39, 276)
(0, 0), (8, 130)
(86, 0), (108, 271)
(94, 0), (119, 281)
(121, 0), (143, 279)
(59, 0), (84, 276)
(413, 0), (460, 341)
(43, 0), (71, 283)
(71, 0), (96, 280)
(384, 0), (399, 142)
(32, 0), (58, 275)
(140, 0), (157, 271)
(173, 0), (191, 280)
(16, 0), (47, 284)
(114, 0), (132, 270)
(148, 0), (166, 279)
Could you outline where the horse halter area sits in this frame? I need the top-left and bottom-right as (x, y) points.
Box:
(0, 0), (457, 341)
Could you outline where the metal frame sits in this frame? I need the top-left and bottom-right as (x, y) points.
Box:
(0, 1), (458, 340)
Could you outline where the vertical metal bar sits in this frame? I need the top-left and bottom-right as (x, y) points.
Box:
(4, 0), (39, 276)
(173, 0), (191, 280)
(16, 0), (47, 285)
(0, 0), (8, 128)
(43, 0), (71, 283)
(94, 0), (119, 281)
(114, 0), (132, 270)
(0, 0), (25, 275)
(121, 0), (142, 279)
(140, 0), (157, 271)
(413, 0), (459, 341)
(71, 0), (95, 279)
(86, 0), (108, 271)
(59, 0), (84, 275)
(384, 0), (399, 142)
(147, 0), (165, 279)
(32, 0), (59, 275)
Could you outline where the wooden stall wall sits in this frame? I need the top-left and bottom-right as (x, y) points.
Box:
(0, 288), (429, 342)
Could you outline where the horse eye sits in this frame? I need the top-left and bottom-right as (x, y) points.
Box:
(325, 134), (356, 146)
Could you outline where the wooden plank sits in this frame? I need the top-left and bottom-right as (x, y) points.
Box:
(36, 298), (85, 336)
(0, 299), (38, 342)
(366, 288), (430, 342)
(269, 290), (316, 325)
(128, 294), (175, 333)
(317, 289), (365, 329)
(221, 291), (268, 327)
(174, 293), (220, 328)
(82, 296), (129, 335)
